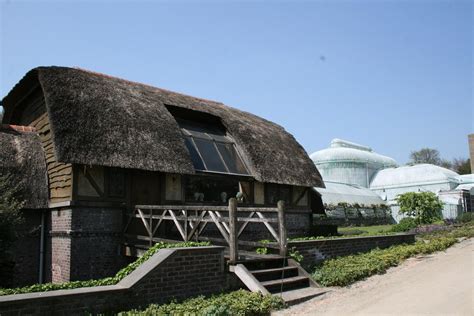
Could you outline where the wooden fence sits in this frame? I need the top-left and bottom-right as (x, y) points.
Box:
(124, 198), (287, 263)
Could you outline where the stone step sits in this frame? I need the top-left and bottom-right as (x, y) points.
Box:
(250, 266), (299, 282)
(239, 257), (287, 271)
(273, 287), (328, 305)
(261, 276), (309, 293)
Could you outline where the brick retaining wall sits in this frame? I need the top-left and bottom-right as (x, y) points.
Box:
(289, 233), (416, 268)
(0, 246), (225, 316)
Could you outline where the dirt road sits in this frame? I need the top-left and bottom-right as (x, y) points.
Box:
(274, 238), (473, 316)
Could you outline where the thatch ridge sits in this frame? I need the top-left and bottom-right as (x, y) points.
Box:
(2, 66), (323, 187)
(0, 129), (48, 209)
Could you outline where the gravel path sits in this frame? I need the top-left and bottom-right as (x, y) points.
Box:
(274, 238), (473, 316)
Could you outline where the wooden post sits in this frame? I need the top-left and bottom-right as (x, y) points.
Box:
(277, 200), (287, 257)
(149, 209), (153, 247)
(228, 198), (238, 264)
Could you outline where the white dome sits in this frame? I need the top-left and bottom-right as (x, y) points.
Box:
(370, 164), (460, 189)
(310, 139), (397, 167)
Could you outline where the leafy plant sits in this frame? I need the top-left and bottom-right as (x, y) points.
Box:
(390, 217), (418, 232)
(457, 212), (473, 223)
(0, 173), (25, 288)
(313, 237), (457, 286)
(288, 247), (303, 263)
(118, 289), (285, 315)
(396, 192), (443, 224)
(255, 239), (270, 255)
(0, 241), (210, 296)
(312, 222), (473, 287)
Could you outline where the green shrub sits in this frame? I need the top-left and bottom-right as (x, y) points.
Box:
(0, 173), (25, 288)
(457, 212), (474, 223)
(312, 236), (457, 287)
(396, 192), (443, 224)
(119, 289), (285, 316)
(0, 241), (210, 296)
(391, 217), (418, 232)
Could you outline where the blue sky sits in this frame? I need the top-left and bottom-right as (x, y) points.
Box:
(1, 0), (472, 164)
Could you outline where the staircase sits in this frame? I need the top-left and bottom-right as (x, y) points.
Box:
(230, 255), (327, 305)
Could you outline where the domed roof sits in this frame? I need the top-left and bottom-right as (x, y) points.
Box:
(370, 164), (460, 189)
(310, 138), (397, 167)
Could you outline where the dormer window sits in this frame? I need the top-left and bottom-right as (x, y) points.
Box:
(178, 119), (249, 175)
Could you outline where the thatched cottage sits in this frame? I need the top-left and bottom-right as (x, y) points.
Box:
(0, 66), (324, 286)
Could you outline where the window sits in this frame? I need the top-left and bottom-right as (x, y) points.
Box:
(184, 175), (239, 203)
(178, 119), (249, 175)
(265, 183), (291, 205)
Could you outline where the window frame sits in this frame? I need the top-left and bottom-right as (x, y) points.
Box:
(178, 118), (250, 176)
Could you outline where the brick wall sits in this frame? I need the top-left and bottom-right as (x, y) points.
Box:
(289, 233), (416, 268)
(0, 246), (225, 316)
(46, 206), (129, 283)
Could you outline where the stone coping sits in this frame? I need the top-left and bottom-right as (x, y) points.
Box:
(287, 233), (416, 244)
(0, 246), (224, 303)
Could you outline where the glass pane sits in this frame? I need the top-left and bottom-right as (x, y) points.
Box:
(217, 143), (248, 174)
(265, 184), (279, 205)
(180, 121), (212, 140)
(108, 168), (126, 198)
(194, 138), (227, 172)
(280, 185), (291, 205)
(184, 136), (205, 170)
(209, 131), (231, 143)
(184, 175), (239, 204)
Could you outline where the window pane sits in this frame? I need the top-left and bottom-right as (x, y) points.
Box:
(217, 143), (248, 174)
(194, 138), (227, 172)
(209, 132), (231, 143)
(108, 168), (126, 198)
(280, 185), (291, 205)
(184, 175), (239, 203)
(265, 184), (279, 205)
(179, 121), (212, 140)
(184, 136), (205, 170)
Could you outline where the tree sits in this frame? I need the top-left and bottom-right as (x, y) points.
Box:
(409, 148), (442, 165)
(0, 173), (24, 287)
(452, 158), (471, 175)
(396, 192), (443, 225)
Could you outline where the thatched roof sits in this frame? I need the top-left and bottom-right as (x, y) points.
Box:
(2, 66), (324, 187)
(0, 126), (48, 209)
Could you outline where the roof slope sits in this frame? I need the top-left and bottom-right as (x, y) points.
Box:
(2, 67), (323, 187)
(0, 128), (48, 209)
(314, 182), (386, 205)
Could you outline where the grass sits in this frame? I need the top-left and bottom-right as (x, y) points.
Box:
(338, 224), (394, 236)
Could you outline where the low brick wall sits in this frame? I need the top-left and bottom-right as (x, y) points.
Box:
(289, 233), (416, 269)
(0, 246), (225, 316)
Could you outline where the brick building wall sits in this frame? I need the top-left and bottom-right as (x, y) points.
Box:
(46, 206), (129, 283)
(289, 233), (416, 268)
(0, 247), (225, 316)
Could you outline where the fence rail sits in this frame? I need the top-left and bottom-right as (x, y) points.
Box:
(124, 199), (287, 263)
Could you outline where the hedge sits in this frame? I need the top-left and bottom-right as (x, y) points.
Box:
(118, 289), (285, 316)
(312, 223), (473, 287)
(0, 241), (210, 296)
